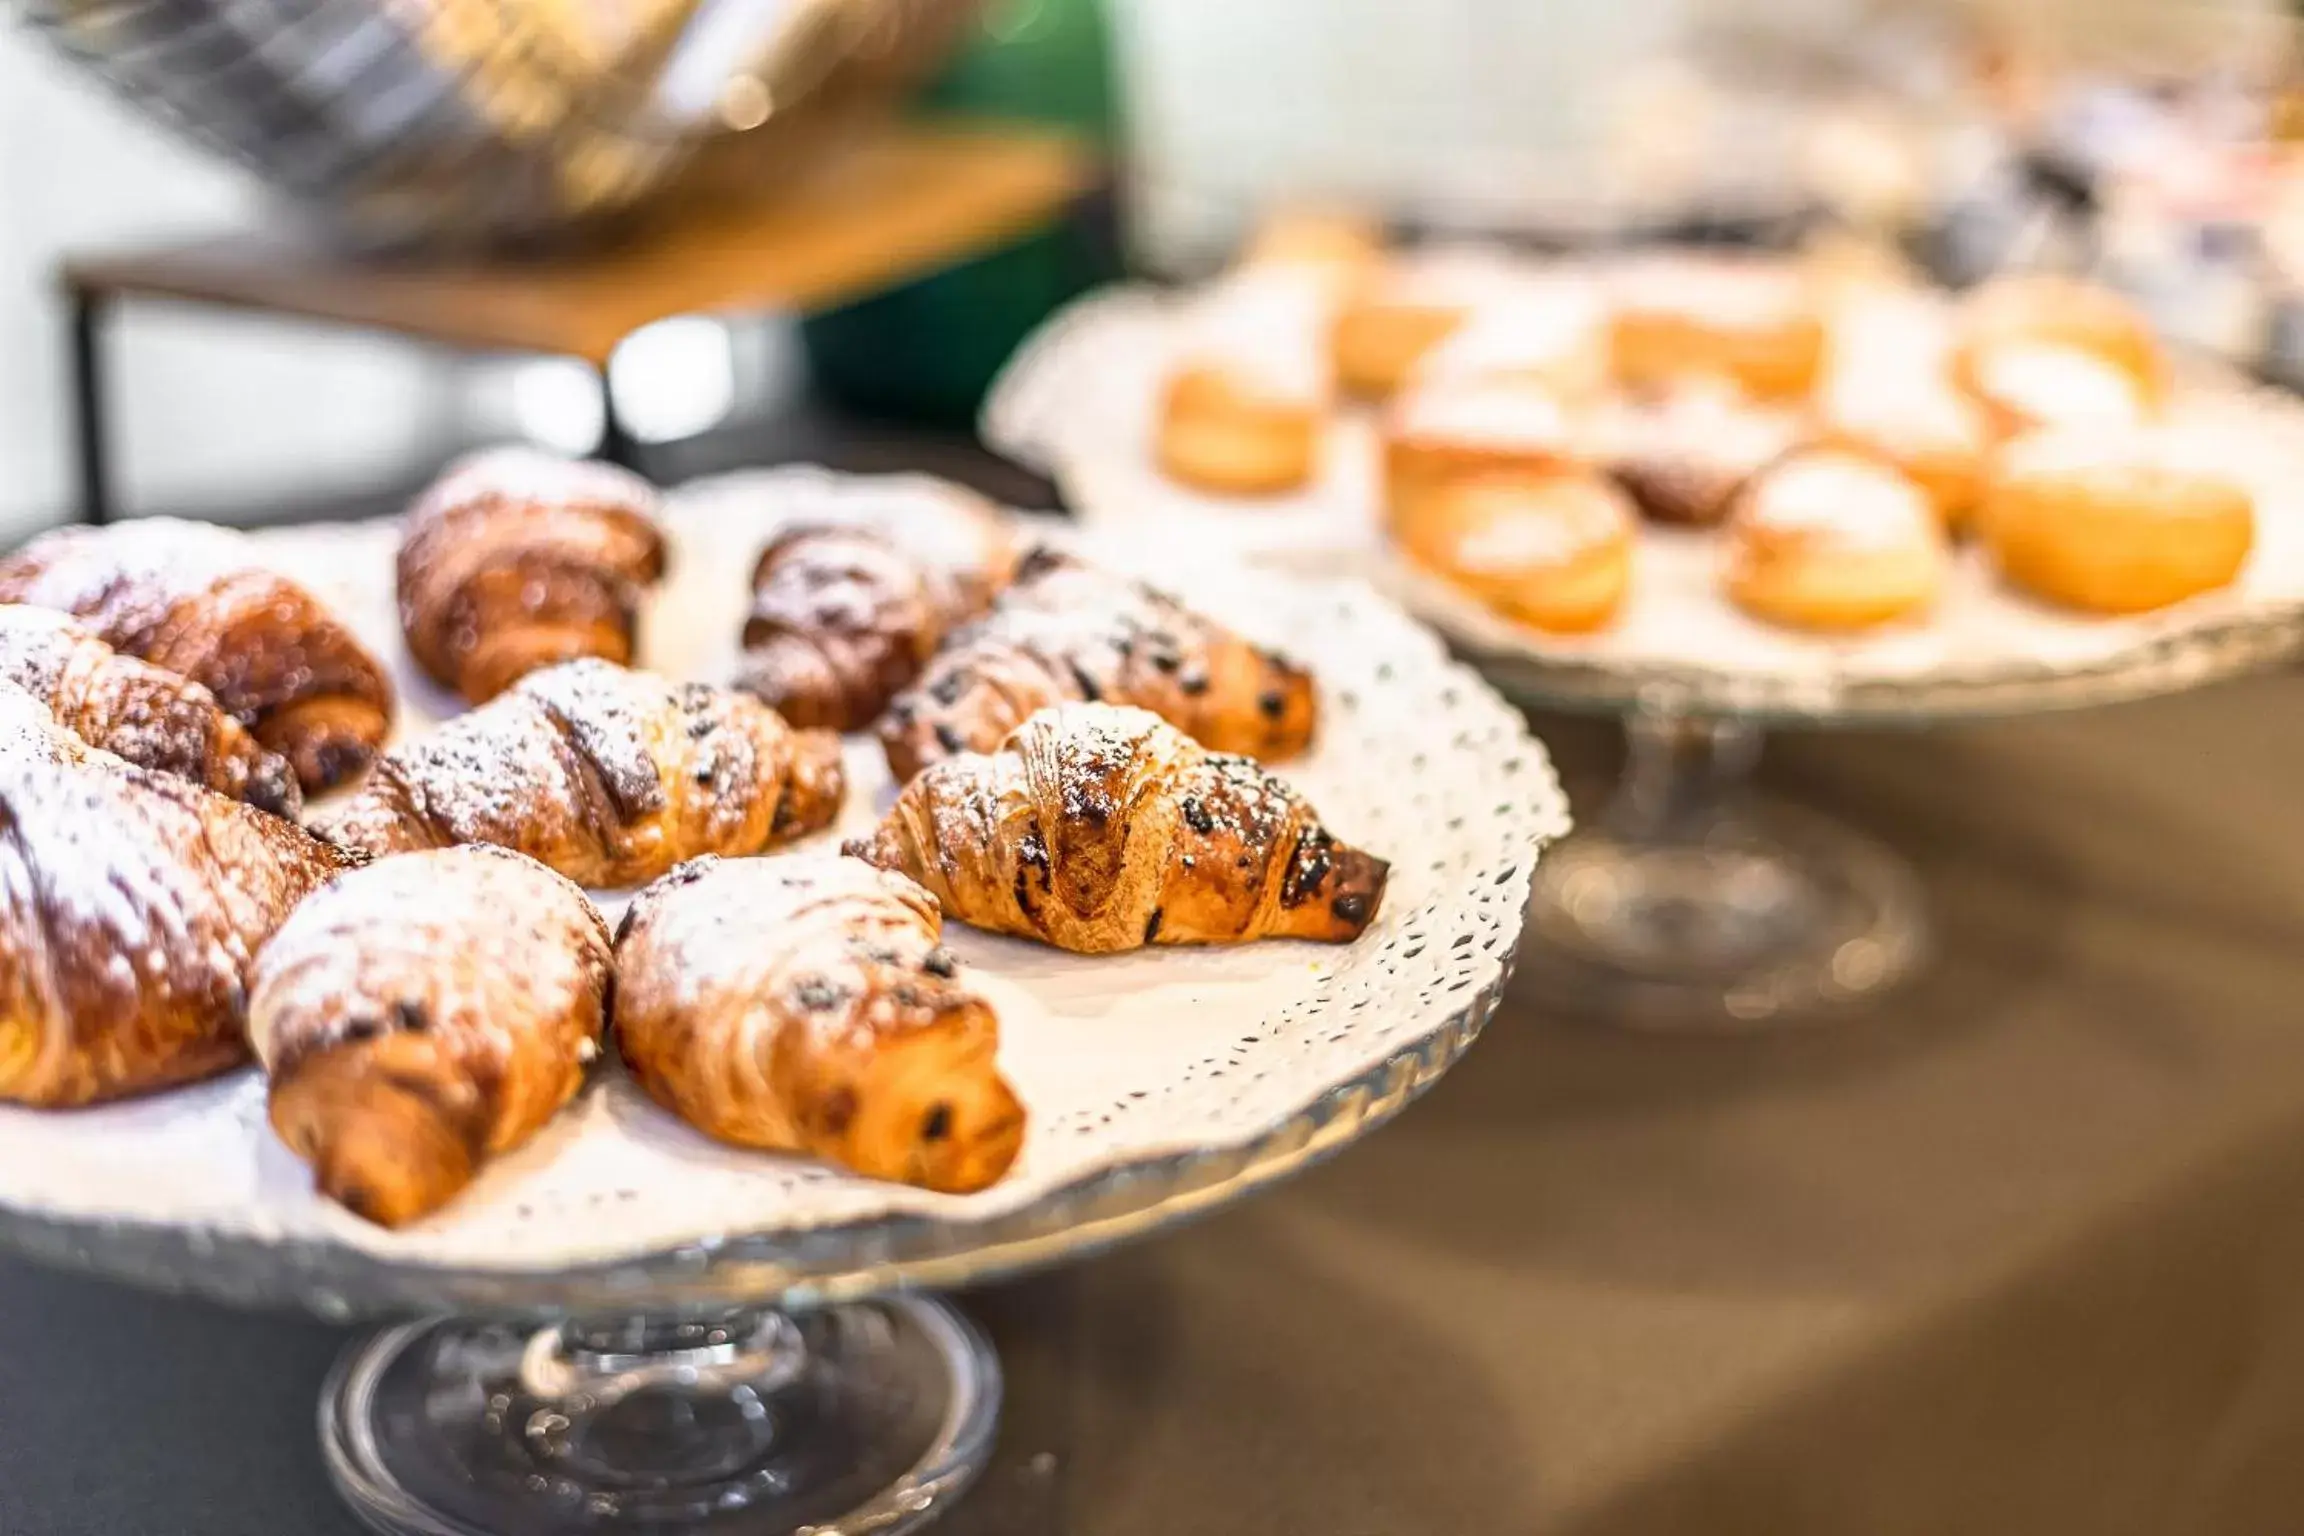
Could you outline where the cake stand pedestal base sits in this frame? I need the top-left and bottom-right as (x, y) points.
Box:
(1523, 711), (1929, 1027)
(321, 1298), (998, 1536)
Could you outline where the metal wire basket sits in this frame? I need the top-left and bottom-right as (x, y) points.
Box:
(13, 0), (978, 251)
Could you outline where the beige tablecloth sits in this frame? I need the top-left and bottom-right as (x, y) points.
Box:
(967, 670), (2304, 1536)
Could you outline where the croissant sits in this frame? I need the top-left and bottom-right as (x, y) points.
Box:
(0, 604), (301, 816)
(614, 854), (1025, 1193)
(848, 703), (1386, 953)
(398, 448), (669, 705)
(737, 481), (1020, 732)
(877, 548), (1318, 784)
(0, 518), (393, 792)
(248, 846), (612, 1227)
(0, 755), (352, 1108)
(313, 659), (845, 888)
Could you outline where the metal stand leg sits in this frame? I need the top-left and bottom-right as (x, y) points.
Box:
(67, 287), (116, 525)
(595, 364), (641, 474)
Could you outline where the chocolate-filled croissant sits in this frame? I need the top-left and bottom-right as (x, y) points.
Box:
(615, 854), (1024, 1193)
(0, 518), (393, 791)
(0, 604), (300, 816)
(876, 548), (1317, 784)
(249, 846), (613, 1228)
(398, 448), (669, 704)
(737, 480), (1019, 732)
(849, 703), (1385, 953)
(313, 659), (844, 888)
(0, 753), (353, 1107)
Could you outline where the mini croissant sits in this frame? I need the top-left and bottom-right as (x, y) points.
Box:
(0, 518), (394, 791)
(877, 548), (1317, 784)
(0, 604), (300, 816)
(849, 703), (1386, 953)
(398, 448), (669, 704)
(0, 753), (353, 1108)
(313, 659), (844, 889)
(250, 846), (613, 1228)
(615, 854), (1025, 1193)
(737, 480), (1020, 732)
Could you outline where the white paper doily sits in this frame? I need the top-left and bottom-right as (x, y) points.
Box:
(0, 469), (1566, 1295)
(984, 283), (2304, 717)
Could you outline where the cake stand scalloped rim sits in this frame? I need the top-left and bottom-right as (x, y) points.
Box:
(0, 960), (1509, 1319)
(1426, 593), (2304, 725)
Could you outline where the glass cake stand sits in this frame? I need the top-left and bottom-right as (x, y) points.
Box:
(0, 470), (1565, 1536)
(1463, 611), (2304, 1028)
(0, 983), (1503, 1536)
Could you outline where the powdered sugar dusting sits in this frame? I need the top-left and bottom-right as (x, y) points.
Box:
(0, 754), (341, 1103)
(0, 682), (87, 767)
(1611, 253), (1811, 328)
(418, 446), (661, 526)
(1391, 375), (1575, 454)
(1446, 482), (1631, 573)
(1414, 278), (1607, 388)
(1822, 368), (1986, 455)
(1737, 450), (1938, 550)
(316, 658), (831, 887)
(248, 845), (609, 1073)
(1595, 381), (1803, 475)
(1975, 342), (2146, 430)
(1998, 424), (2256, 515)
(616, 853), (949, 1033)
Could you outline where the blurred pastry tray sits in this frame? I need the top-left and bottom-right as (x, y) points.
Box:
(983, 283), (2304, 719)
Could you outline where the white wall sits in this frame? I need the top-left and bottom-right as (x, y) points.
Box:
(1111, 0), (1701, 268)
(0, 33), (460, 541)
(1108, 0), (2289, 270)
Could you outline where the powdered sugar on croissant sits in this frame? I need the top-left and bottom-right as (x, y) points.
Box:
(250, 845), (612, 1227)
(0, 518), (394, 791)
(737, 479), (1020, 732)
(0, 752), (352, 1107)
(398, 447), (668, 704)
(313, 659), (844, 888)
(614, 853), (1024, 1193)
(876, 548), (1318, 784)
(0, 604), (300, 816)
(849, 703), (1386, 953)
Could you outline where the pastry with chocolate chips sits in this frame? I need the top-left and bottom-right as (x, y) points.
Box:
(613, 853), (1024, 1194)
(850, 703), (1385, 954)
(313, 659), (843, 889)
(248, 846), (611, 1228)
(877, 548), (1317, 784)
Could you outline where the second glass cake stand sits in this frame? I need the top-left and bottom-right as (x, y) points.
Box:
(1466, 614), (2304, 1026)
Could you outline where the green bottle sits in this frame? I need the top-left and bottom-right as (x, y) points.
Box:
(800, 0), (1121, 427)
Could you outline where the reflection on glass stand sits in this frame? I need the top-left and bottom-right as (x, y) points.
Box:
(1492, 609), (2304, 1029)
(1522, 707), (1926, 1027)
(324, 1302), (997, 1536)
